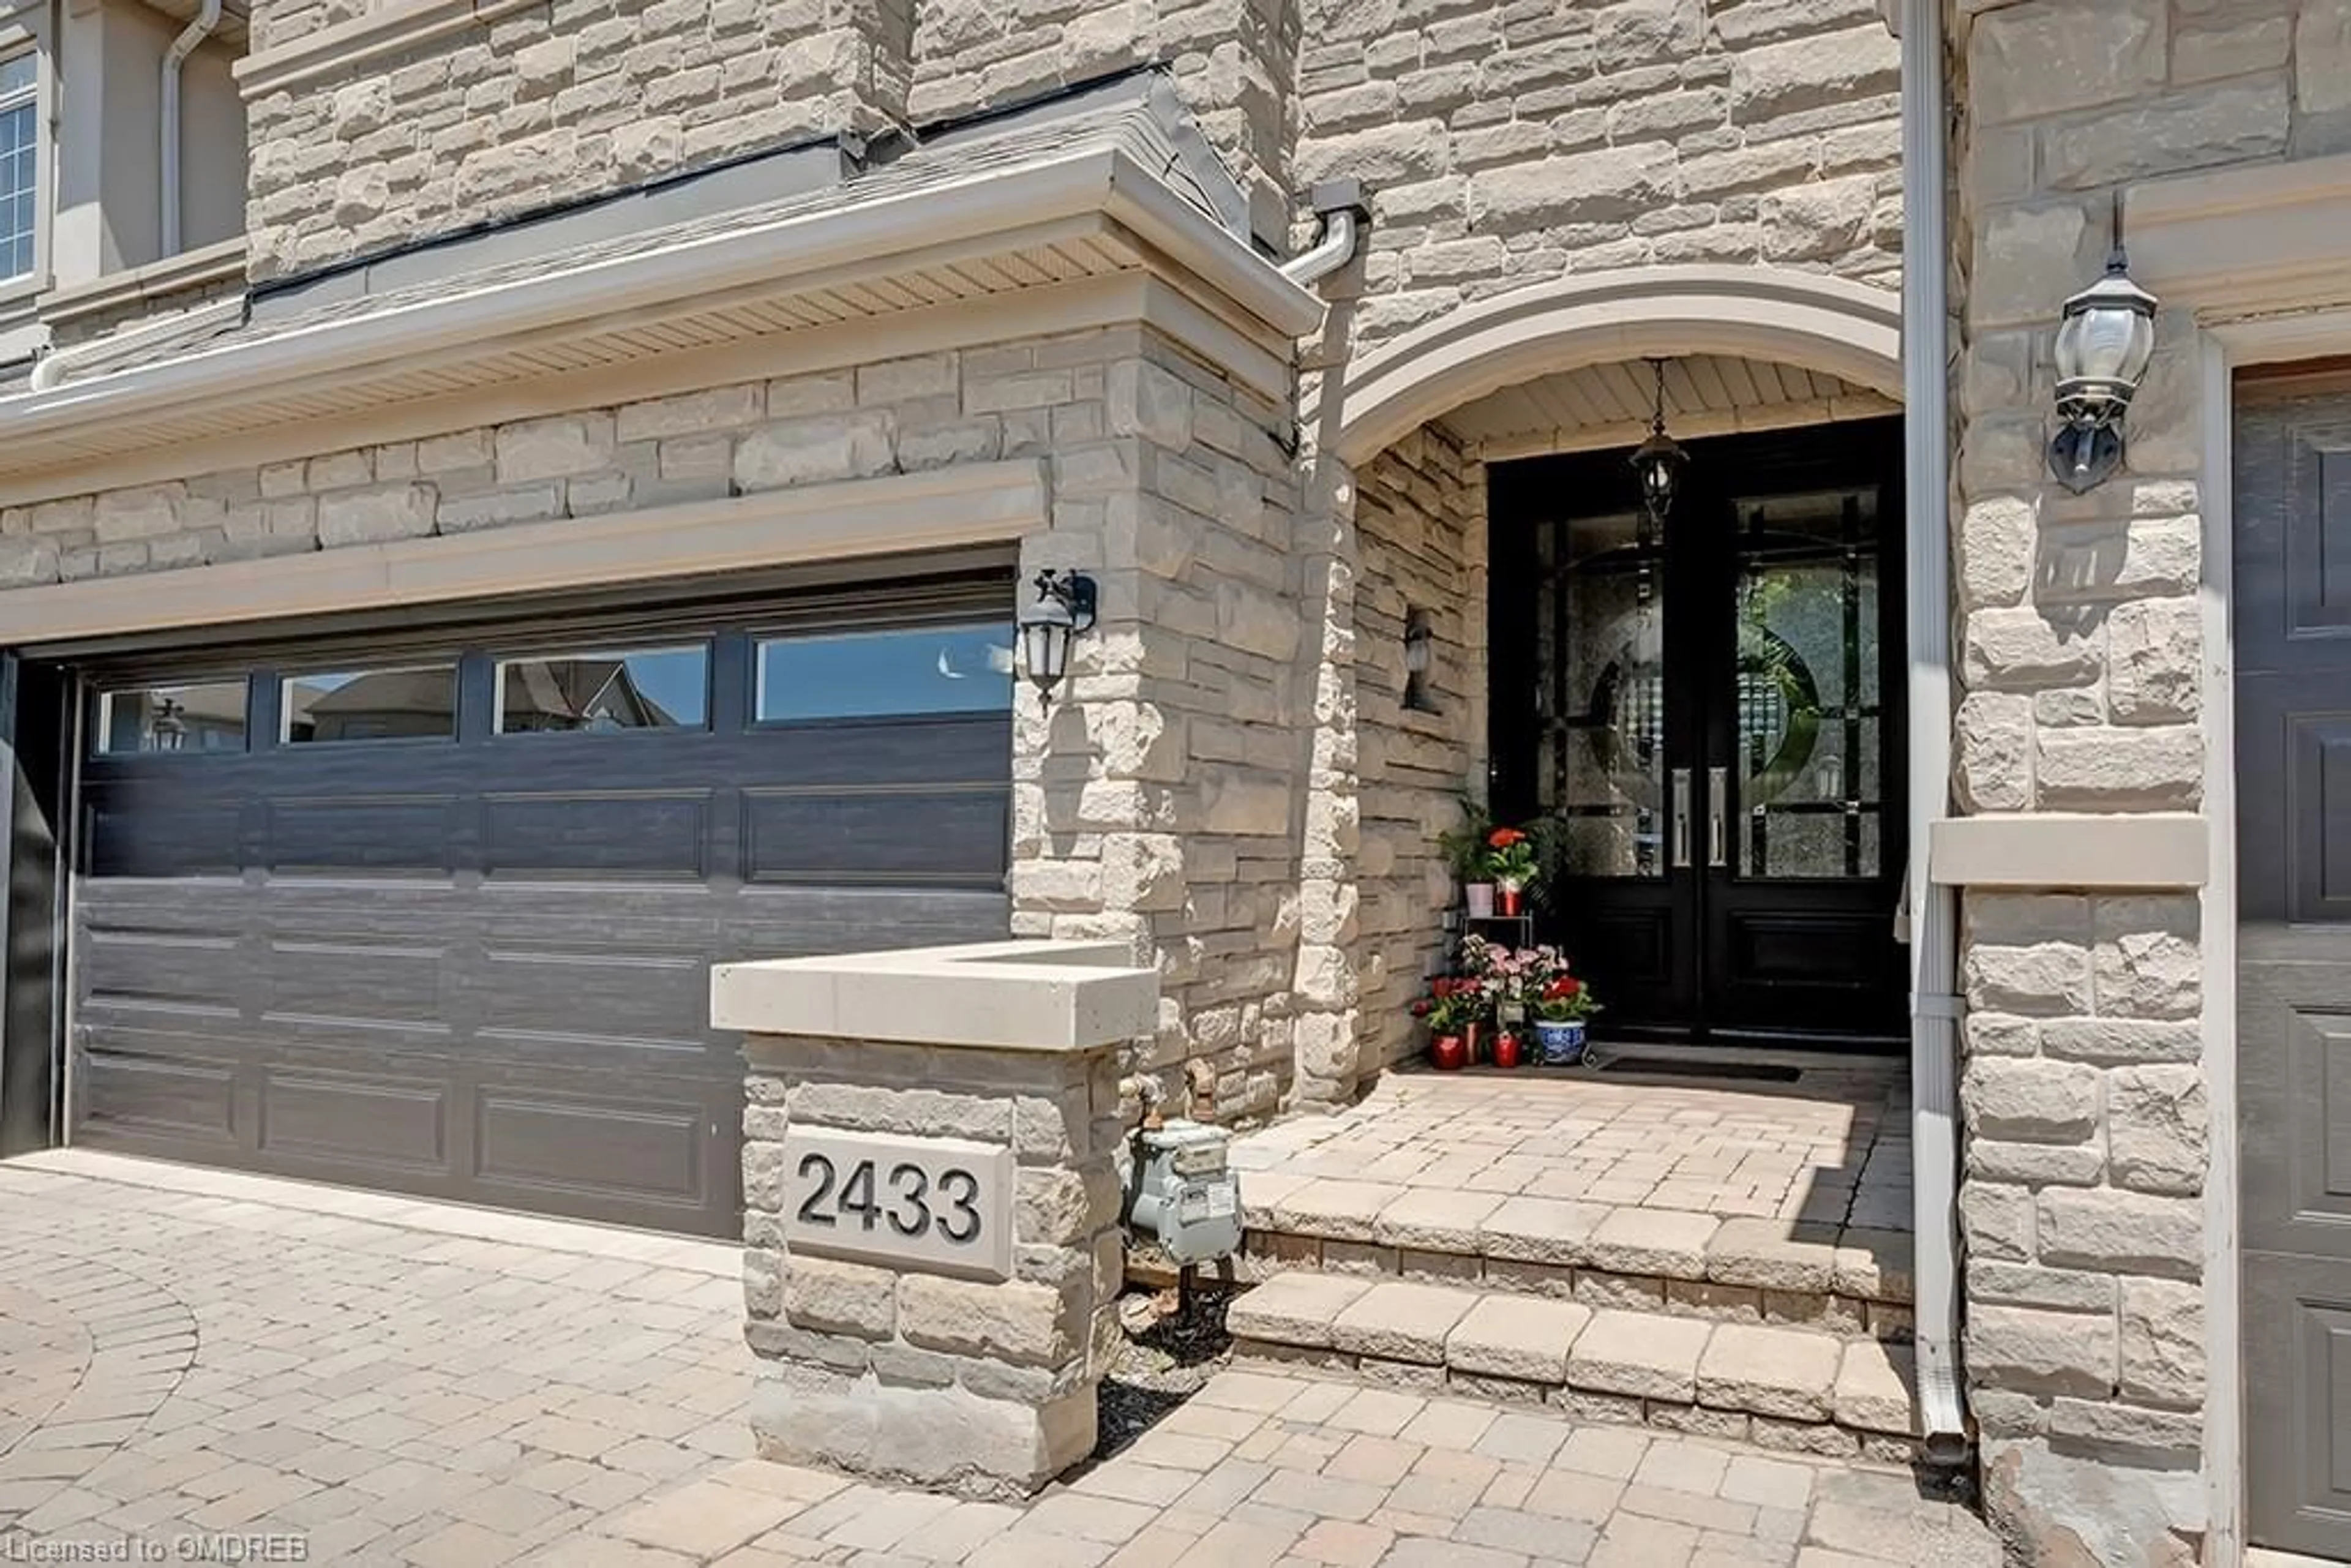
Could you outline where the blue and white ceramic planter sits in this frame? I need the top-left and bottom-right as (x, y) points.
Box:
(1533, 1019), (1586, 1066)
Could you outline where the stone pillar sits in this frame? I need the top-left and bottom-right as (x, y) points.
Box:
(710, 939), (1156, 1499)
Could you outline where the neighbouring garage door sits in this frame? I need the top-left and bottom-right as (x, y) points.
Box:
(2240, 374), (2351, 1553)
(67, 571), (1015, 1238)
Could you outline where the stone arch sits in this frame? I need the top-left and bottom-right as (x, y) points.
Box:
(1316, 264), (1905, 467)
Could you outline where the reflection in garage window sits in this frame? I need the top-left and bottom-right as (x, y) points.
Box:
(496, 645), (710, 734)
(755, 624), (1015, 722)
(283, 664), (458, 743)
(94, 681), (249, 754)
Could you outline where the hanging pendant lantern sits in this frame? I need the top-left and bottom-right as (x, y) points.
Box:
(1629, 357), (1688, 527)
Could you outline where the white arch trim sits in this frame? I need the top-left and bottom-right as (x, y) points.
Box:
(1319, 264), (1905, 467)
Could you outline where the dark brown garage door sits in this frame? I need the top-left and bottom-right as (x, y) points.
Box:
(2239, 373), (2351, 1553)
(68, 574), (1014, 1238)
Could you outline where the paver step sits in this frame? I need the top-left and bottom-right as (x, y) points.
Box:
(1226, 1272), (1931, 1467)
(1240, 1182), (1914, 1341)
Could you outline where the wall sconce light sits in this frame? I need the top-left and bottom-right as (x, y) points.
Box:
(1018, 568), (1098, 703)
(1403, 607), (1438, 713)
(2049, 234), (2159, 495)
(1629, 356), (1687, 527)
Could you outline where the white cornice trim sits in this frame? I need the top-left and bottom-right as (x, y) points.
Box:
(234, 0), (538, 97)
(0, 269), (1288, 508)
(1929, 813), (2210, 890)
(0, 145), (1317, 495)
(2129, 152), (2351, 321)
(7, 460), (1047, 648)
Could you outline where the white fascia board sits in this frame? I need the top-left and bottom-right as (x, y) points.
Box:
(0, 146), (1313, 462)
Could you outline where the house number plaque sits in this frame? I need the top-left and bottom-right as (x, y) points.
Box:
(779, 1128), (1014, 1282)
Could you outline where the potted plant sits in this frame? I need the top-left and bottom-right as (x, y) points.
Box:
(1460, 934), (1529, 1068)
(1411, 977), (1484, 1071)
(1482, 825), (1539, 917)
(1437, 795), (1498, 918)
(1528, 947), (1599, 1066)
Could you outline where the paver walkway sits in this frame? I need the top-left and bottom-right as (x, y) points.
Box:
(1231, 1067), (1911, 1229)
(0, 1150), (1994, 1566)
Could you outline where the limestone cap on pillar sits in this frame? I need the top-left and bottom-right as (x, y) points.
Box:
(710, 938), (1158, 1051)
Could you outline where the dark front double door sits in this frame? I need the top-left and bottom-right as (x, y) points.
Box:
(1490, 418), (1908, 1048)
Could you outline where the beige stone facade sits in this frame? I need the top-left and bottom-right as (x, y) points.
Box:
(10, 0), (2351, 1559)
(1946, 1), (2350, 1559)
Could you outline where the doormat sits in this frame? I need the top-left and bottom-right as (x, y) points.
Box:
(1594, 1057), (1802, 1083)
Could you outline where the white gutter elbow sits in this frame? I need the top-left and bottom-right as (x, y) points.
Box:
(1281, 180), (1368, 291)
(160, 0), (224, 259)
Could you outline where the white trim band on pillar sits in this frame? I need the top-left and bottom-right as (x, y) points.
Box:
(1929, 814), (2210, 890)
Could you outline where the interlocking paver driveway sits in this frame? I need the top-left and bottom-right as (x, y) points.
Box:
(0, 1150), (1995, 1566)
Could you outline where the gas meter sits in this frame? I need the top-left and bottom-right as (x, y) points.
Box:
(1123, 1119), (1242, 1266)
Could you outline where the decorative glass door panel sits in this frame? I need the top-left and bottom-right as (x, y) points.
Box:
(1540, 509), (1667, 880)
(1490, 417), (1909, 1049)
(1730, 487), (1884, 882)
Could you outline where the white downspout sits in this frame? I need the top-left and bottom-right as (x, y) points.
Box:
(1281, 180), (1366, 290)
(160, 0), (222, 258)
(1900, 0), (1969, 1459)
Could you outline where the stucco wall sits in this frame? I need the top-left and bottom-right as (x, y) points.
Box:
(1949, 0), (2351, 1559)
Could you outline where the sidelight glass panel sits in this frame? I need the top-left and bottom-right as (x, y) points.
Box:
(282, 663), (457, 743)
(754, 623), (1014, 722)
(1731, 487), (1883, 880)
(1539, 509), (1668, 878)
(495, 644), (708, 733)
(95, 681), (249, 754)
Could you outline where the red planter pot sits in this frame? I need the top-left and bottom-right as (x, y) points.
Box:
(1492, 1032), (1523, 1069)
(1430, 1034), (1468, 1071)
(1498, 885), (1523, 917)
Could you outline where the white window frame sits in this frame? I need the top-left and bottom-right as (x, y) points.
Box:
(0, 11), (50, 310)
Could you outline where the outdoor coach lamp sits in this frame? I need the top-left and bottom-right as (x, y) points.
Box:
(2049, 238), (2159, 494)
(1019, 567), (1098, 702)
(1629, 356), (1687, 527)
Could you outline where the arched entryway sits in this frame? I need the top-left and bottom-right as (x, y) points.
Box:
(1302, 265), (1908, 1088)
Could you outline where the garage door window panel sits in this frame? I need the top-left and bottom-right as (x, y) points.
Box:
(94, 680), (250, 756)
(495, 644), (711, 735)
(752, 623), (1015, 724)
(283, 663), (459, 745)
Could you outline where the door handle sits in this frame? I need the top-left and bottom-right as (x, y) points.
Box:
(1671, 768), (1692, 869)
(1708, 767), (1728, 869)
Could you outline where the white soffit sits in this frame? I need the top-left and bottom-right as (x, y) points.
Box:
(0, 140), (1319, 498)
(1446, 353), (1900, 459)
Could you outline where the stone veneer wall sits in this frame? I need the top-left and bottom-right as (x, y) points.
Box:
(1292, 0), (1905, 348)
(1949, 0), (2351, 1559)
(243, 0), (916, 279)
(1008, 330), (1310, 1125)
(908, 0), (1296, 247)
(239, 0), (1918, 326)
(243, 0), (1285, 285)
(0, 320), (1308, 1117)
(1349, 426), (1485, 1084)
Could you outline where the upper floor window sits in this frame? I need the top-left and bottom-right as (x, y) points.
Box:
(0, 53), (32, 281)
